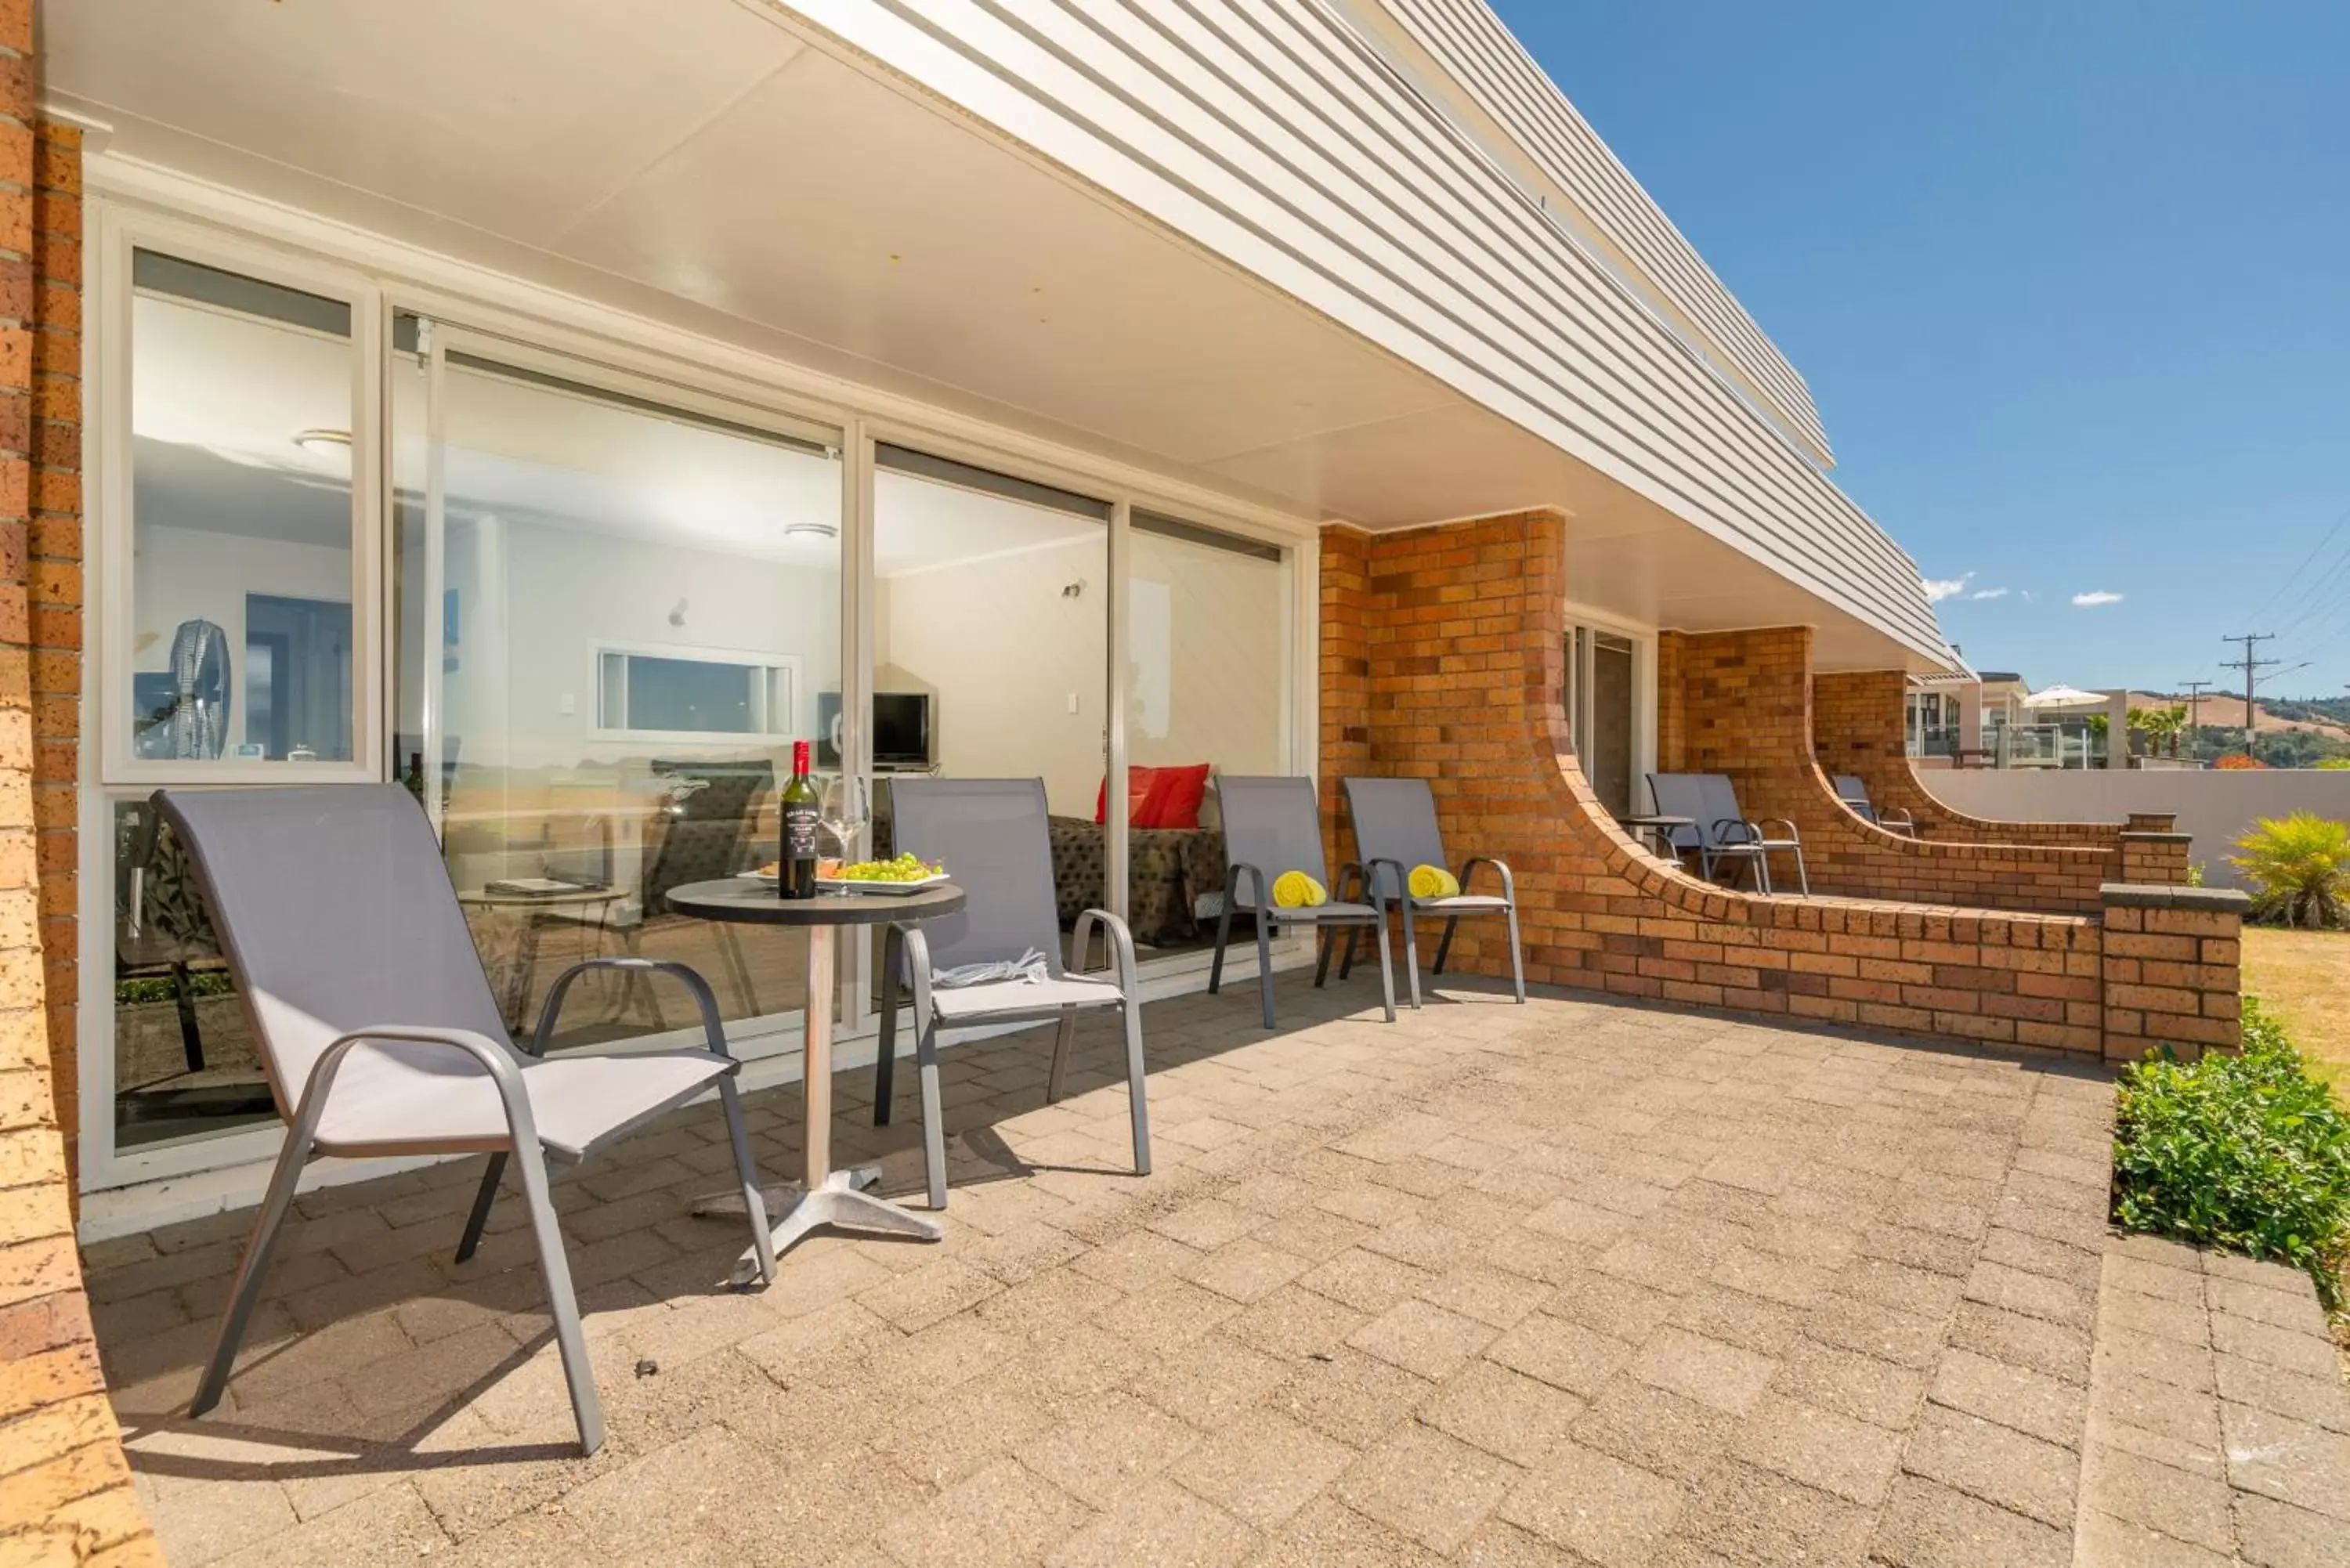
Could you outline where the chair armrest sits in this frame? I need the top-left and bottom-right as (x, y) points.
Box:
(1757, 818), (1802, 844)
(1460, 857), (1516, 902)
(1334, 861), (1379, 909)
(1072, 907), (1140, 995)
(304, 1024), (538, 1152)
(1713, 818), (1761, 846)
(1224, 862), (1269, 912)
(1360, 857), (1410, 906)
(532, 956), (736, 1063)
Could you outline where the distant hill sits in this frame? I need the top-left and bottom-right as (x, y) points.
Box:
(2140, 692), (2350, 742)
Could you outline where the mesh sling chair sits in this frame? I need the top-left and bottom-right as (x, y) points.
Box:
(1208, 775), (1397, 1030)
(1831, 774), (1917, 837)
(1342, 777), (1525, 1009)
(155, 785), (775, 1458)
(872, 778), (1148, 1211)
(1643, 773), (1810, 895)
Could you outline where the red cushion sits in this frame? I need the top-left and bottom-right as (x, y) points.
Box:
(1097, 766), (1158, 825)
(1135, 763), (1211, 830)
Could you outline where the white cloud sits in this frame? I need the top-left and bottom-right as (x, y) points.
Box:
(1922, 573), (1972, 602)
(1968, 587), (2010, 601)
(2071, 590), (2124, 607)
(2021, 590), (2036, 602)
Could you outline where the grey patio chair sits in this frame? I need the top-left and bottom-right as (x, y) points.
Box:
(1831, 774), (1917, 836)
(873, 778), (1148, 1211)
(1342, 776), (1525, 1010)
(1644, 772), (1810, 895)
(1207, 775), (1397, 1030)
(154, 785), (774, 1458)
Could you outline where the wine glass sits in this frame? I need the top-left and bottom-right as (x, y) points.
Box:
(818, 774), (868, 893)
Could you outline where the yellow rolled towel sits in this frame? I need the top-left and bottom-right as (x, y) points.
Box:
(1409, 864), (1461, 900)
(1271, 870), (1328, 909)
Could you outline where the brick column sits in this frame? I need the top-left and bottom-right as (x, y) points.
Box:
(2117, 816), (2192, 887)
(2099, 885), (2250, 1064)
(0, 14), (156, 1559)
(1813, 668), (2128, 850)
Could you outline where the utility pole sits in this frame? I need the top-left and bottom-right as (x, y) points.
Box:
(2177, 678), (2212, 759)
(2220, 634), (2278, 759)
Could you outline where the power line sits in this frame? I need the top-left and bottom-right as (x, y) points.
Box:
(2247, 501), (2350, 627)
(2220, 633), (2279, 760)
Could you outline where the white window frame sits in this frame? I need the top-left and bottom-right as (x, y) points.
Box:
(1563, 602), (1658, 815)
(590, 641), (804, 745)
(74, 166), (1325, 1223)
(90, 202), (387, 788)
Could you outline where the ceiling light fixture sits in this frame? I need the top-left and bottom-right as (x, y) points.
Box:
(291, 428), (352, 456)
(784, 520), (840, 540)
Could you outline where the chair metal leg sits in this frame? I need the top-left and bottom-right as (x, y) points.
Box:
(1396, 901), (1423, 1009)
(874, 927), (901, 1127)
(456, 1153), (507, 1263)
(1253, 912), (1278, 1030)
(1504, 902), (1528, 1003)
(1755, 853), (1773, 896)
(511, 1136), (604, 1455)
(1432, 915), (1461, 975)
(1790, 847), (1810, 896)
(190, 1125), (312, 1418)
(1337, 924), (1361, 981)
(1369, 916), (1397, 1022)
(1314, 928), (1337, 987)
(916, 1019), (948, 1210)
(172, 962), (205, 1073)
(1047, 1006), (1076, 1103)
(1208, 901), (1234, 994)
(1121, 998), (1151, 1176)
(717, 1078), (775, 1286)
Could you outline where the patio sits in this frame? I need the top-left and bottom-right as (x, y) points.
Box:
(82, 979), (2350, 1567)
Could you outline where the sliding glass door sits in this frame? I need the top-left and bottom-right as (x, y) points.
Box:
(394, 318), (844, 1057)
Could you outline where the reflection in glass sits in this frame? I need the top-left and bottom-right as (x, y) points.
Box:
(129, 251), (355, 764)
(1124, 514), (1290, 956)
(394, 330), (841, 1050)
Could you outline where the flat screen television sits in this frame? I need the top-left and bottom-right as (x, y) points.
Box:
(817, 692), (934, 770)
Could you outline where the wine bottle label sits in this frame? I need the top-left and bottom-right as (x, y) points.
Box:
(783, 805), (819, 859)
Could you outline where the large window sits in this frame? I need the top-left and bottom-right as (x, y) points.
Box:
(595, 647), (801, 740)
(1566, 620), (1649, 820)
(121, 250), (368, 772)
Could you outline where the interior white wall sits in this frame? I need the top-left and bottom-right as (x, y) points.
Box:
(455, 518), (840, 771)
(1127, 531), (1289, 776)
(131, 523), (352, 746)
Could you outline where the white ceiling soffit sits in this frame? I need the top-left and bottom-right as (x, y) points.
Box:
(1351, 0), (1833, 468)
(760, 0), (1944, 663)
(46, 0), (1943, 668)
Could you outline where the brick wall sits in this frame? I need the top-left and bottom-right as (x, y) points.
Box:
(1324, 511), (2110, 1053)
(2099, 887), (2247, 1064)
(1673, 630), (2119, 916)
(1813, 669), (2127, 847)
(0, 13), (155, 1559)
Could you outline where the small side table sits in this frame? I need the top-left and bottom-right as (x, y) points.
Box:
(1617, 815), (1696, 862)
(666, 878), (967, 1269)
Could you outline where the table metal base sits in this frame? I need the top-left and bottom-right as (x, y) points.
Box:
(696, 1165), (944, 1284)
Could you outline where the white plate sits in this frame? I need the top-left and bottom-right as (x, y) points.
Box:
(815, 872), (951, 895)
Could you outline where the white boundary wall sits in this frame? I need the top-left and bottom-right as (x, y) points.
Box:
(1922, 770), (2350, 890)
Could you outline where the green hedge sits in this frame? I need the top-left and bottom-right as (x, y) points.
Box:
(2113, 999), (2350, 1310)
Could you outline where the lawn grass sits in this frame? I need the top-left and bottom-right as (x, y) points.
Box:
(2240, 925), (2350, 1101)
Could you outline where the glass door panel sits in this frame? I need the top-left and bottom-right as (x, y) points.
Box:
(1125, 513), (1289, 956)
(870, 446), (1108, 974)
(395, 319), (843, 1054)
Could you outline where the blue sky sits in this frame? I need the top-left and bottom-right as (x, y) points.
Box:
(1491, 1), (2350, 699)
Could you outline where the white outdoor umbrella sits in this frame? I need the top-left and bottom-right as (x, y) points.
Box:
(2019, 684), (2106, 709)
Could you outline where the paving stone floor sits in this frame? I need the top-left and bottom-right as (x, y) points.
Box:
(82, 977), (2350, 1566)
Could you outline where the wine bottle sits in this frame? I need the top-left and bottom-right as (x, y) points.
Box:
(779, 740), (819, 899)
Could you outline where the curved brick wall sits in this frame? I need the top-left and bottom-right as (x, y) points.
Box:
(1659, 632), (2120, 915)
(1813, 669), (2127, 847)
(1319, 515), (2110, 1054)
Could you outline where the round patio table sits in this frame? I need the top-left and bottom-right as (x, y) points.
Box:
(666, 877), (965, 1270)
(1617, 814), (1695, 861)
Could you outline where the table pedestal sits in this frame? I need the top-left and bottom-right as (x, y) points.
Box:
(691, 920), (942, 1277)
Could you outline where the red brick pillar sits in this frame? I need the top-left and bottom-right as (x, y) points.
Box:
(1318, 525), (1371, 869)
(2099, 885), (2249, 1064)
(0, 15), (157, 1560)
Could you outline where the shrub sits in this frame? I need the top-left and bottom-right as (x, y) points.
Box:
(2214, 752), (2269, 770)
(2319, 757), (2350, 771)
(2231, 811), (2350, 928)
(2113, 999), (2350, 1309)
